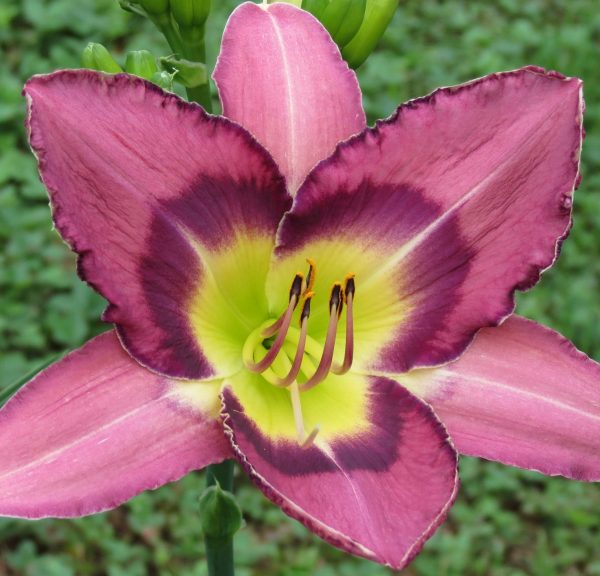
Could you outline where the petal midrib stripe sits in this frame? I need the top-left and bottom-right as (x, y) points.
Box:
(364, 94), (579, 289)
(436, 369), (600, 423)
(0, 389), (184, 485)
(265, 6), (297, 191)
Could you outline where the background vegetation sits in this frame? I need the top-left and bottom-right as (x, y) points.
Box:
(0, 0), (599, 574)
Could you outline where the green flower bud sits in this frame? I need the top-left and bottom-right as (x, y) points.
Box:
(199, 484), (243, 539)
(341, 0), (397, 68)
(125, 50), (158, 80)
(137, 0), (170, 15)
(170, 0), (211, 29)
(268, 0), (303, 6)
(303, 0), (366, 48)
(151, 70), (176, 91)
(81, 43), (123, 74)
(160, 55), (207, 88)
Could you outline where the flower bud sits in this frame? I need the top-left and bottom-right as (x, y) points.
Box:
(125, 50), (158, 80)
(151, 70), (176, 91)
(170, 0), (211, 30)
(199, 483), (243, 539)
(81, 43), (123, 74)
(137, 0), (170, 15)
(303, 0), (366, 48)
(341, 0), (397, 68)
(160, 55), (207, 87)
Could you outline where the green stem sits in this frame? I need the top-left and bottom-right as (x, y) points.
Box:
(206, 460), (234, 491)
(205, 535), (234, 576)
(185, 83), (212, 111)
(149, 12), (185, 55)
(180, 27), (213, 111)
(204, 461), (235, 576)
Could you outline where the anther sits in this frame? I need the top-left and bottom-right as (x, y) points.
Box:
(262, 273), (303, 339)
(272, 292), (314, 387)
(245, 274), (303, 372)
(289, 273), (304, 302)
(299, 283), (342, 392)
(329, 282), (342, 311)
(332, 274), (355, 375)
(300, 291), (313, 322)
(303, 258), (317, 295)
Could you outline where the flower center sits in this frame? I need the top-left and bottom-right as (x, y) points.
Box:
(242, 259), (355, 449)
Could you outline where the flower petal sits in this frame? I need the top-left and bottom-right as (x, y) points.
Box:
(221, 372), (458, 569)
(271, 67), (583, 373)
(0, 331), (230, 518)
(401, 316), (600, 481)
(213, 1), (366, 194)
(24, 70), (290, 379)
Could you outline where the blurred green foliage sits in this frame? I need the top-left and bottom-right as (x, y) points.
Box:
(0, 0), (599, 574)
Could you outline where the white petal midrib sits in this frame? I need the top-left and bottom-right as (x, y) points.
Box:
(267, 9), (297, 191)
(363, 94), (577, 289)
(435, 368), (600, 422)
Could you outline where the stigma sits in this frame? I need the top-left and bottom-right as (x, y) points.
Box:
(242, 259), (355, 449)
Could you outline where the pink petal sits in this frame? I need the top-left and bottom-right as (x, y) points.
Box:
(402, 316), (600, 481)
(221, 376), (458, 570)
(214, 2), (366, 194)
(0, 331), (230, 518)
(24, 70), (289, 379)
(274, 67), (583, 373)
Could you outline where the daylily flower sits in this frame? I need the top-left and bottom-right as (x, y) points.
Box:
(1, 2), (598, 570)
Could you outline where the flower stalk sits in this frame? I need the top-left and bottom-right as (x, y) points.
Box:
(121, 0), (213, 110)
(170, 0), (213, 110)
(202, 461), (238, 576)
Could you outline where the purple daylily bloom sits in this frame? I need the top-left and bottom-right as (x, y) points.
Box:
(0, 2), (598, 570)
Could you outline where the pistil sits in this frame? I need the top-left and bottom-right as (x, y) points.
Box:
(289, 380), (320, 449)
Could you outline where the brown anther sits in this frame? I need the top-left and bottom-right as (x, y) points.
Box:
(344, 274), (355, 298)
(304, 258), (317, 295)
(329, 282), (342, 311)
(272, 293), (314, 388)
(289, 273), (304, 302)
(300, 291), (314, 324)
(262, 273), (304, 339)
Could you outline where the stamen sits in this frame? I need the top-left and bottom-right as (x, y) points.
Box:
(273, 292), (313, 387)
(299, 283), (342, 392)
(332, 275), (355, 375)
(289, 381), (320, 449)
(245, 274), (303, 372)
(262, 273), (303, 338)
